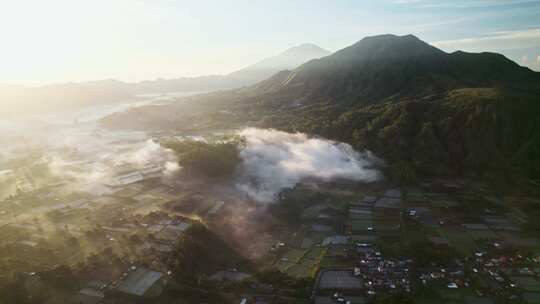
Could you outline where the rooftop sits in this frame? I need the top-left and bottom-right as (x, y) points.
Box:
(375, 197), (401, 209)
(317, 270), (363, 290)
(116, 268), (163, 297)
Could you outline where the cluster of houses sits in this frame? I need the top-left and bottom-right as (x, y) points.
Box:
(312, 244), (413, 303)
(138, 216), (191, 256)
(353, 243), (413, 294)
(416, 260), (466, 288)
(68, 211), (193, 304)
(73, 267), (167, 304)
(308, 182), (540, 304)
(469, 242), (540, 301)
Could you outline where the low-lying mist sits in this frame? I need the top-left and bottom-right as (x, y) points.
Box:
(0, 123), (179, 198)
(235, 128), (382, 203)
(1, 112), (381, 209)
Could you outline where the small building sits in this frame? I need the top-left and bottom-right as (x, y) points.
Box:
(113, 171), (144, 186)
(316, 269), (363, 290)
(313, 270), (363, 304)
(106, 268), (165, 303)
(312, 224), (335, 233)
(374, 197), (401, 216)
(322, 235), (348, 246)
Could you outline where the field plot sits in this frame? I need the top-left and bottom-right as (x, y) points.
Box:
(301, 204), (334, 220)
(305, 247), (325, 259)
(301, 238), (314, 249)
(318, 270), (363, 290)
(286, 258), (317, 278)
(404, 189), (426, 203)
(509, 276), (540, 292)
(275, 259), (295, 272)
(429, 199), (460, 208)
(320, 256), (351, 269)
(276, 246), (325, 278)
(466, 229), (497, 241)
(282, 249), (306, 263)
(440, 227), (477, 256)
(350, 219), (373, 233)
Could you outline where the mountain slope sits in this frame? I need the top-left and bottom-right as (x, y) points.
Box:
(248, 34), (539, 106)
(102, 34), (540, 182)
(263, 87), (540, 182)
(226, 43), (331, 83)
(0, 44), (330, 117)
(128, 43), (330, 94)
(243, 35), (540, 182)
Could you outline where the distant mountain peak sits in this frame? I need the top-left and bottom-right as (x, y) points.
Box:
(252, 33), (538, 105)
(227, 43), (330, 80)
(339, 33), (445, 59)
(282, 43), (330, 55)
(362, 33), (420, 41)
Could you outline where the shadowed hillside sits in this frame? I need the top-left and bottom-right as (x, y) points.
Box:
(245, 34), (539, 106)
(102, 34), (540, 183)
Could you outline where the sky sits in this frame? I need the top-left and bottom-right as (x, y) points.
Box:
(0, 0), (539, 86)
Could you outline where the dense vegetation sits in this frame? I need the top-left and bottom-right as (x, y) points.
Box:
(162, 137), (243, 178)
(257, 88), (540, 184)
(104, 34), (540, 185)
(167, 222), (251, 281)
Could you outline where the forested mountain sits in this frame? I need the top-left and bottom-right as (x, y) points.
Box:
(244, 35), (540, 182)
(102, 34), (540, 183)
(246, 34), (538, 104)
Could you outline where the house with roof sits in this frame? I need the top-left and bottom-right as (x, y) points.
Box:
(106, 268), (165, 303)
(374, 197), (401, 216)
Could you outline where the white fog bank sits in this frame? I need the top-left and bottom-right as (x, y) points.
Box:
(236, 128), (382, 203)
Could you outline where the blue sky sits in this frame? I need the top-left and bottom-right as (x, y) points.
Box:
(0, 0), (539, 85)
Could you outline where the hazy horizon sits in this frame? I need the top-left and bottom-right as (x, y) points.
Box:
(1, 0), (540, 86)
(2, 2), (540, 303)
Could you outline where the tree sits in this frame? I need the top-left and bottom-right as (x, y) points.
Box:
(163, 137), (243, 178)
(168, 222), (250, 281)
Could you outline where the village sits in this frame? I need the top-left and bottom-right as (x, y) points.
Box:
(265, 180), (540, 304)
(1, 136), (540, 304)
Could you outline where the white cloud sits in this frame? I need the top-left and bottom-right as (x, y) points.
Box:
(393, 0), (540, 8)
(235, 128), (382, 203)
(433, 28), (540, 52)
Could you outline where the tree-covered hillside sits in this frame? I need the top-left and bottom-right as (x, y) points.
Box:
(256, 87), (540, 183)
(102, 34), (540, 184)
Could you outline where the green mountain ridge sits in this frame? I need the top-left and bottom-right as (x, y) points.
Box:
(102, 34), (540, 183)
(245, 34), (539, 107)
